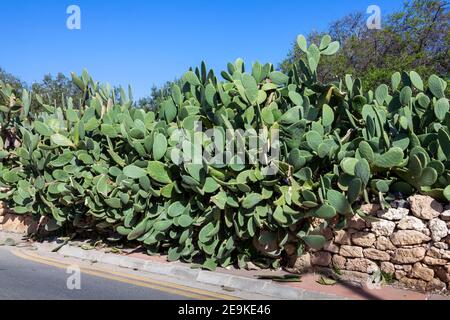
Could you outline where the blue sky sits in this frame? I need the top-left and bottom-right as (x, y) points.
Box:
(0, 0), (404, 99)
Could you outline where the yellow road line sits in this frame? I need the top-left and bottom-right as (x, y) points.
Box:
(12, 249), (238, 300)
(20, 249), (238, 300)
(12, 249), (209, 300)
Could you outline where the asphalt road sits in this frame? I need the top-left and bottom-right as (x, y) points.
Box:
(0, 248), (193, 300)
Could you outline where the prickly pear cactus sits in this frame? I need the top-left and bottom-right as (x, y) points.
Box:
(0, 35), (448, 270)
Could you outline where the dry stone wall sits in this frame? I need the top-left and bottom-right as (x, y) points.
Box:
(1, 194), (450, 293)
(297, 195), (450, 293)
(0, 202), (41, 234)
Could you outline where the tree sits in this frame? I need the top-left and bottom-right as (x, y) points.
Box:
(137, 79), (181, 111)
(0, 67), (25, 92)
(280, 0), (449, 90)
(31, 73), (83, 109)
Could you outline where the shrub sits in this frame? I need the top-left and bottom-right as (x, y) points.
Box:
(0, 35), (448, 270)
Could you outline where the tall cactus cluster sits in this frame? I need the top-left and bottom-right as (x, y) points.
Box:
(0, 35), (449, 270)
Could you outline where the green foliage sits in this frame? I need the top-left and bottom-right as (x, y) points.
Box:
(0, 33), (449, 271)
(31, 73), (84, 111)
(0, 68), (25, 93)
(280, 0), (449, 92)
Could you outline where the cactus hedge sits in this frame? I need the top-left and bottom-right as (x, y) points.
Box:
(0, 35), (449, 270)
